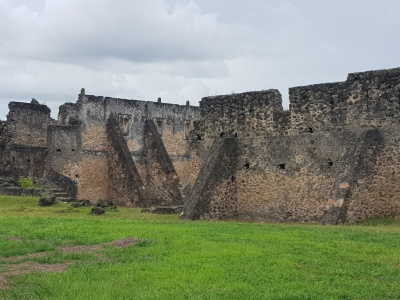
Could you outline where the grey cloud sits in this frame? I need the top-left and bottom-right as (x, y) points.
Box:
(2, 0), (254, 64)
(0, 0), (399, 120)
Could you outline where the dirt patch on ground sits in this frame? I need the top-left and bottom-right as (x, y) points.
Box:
(108, 237), (141, 249)
(59, 237), (141, 253)
(0, 237), (141, 290)
(58, 244), (104, 253)
(0, 261), (73, 290)
(4, 251), (54, 263)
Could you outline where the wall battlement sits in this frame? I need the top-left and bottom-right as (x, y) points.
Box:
(197, 67), (400, 140)
(183, 67), (400, 224)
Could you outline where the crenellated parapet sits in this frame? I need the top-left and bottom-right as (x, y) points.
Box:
(289, 67), (400, 133)
(200, 90), (285, 140)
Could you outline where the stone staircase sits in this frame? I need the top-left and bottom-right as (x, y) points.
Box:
(48, 188), (76, 203)
(34, 178), (77, 203)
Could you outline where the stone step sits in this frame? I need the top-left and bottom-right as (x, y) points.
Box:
(56, 197), (76, 203)
(48, 188), (65, 193)
(150, 206), (184, 214)
(52, 192), (70, 198)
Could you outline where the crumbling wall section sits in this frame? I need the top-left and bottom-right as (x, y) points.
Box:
(182, 138), (239, 220)
(104, 97), (201, 200)
(5, 101), (51, 178)
(10, 146), (47, 178)
(347, 128), (400, 222)
(7, 102), (51, 147)
(46, 168), (78, 197)
(78, 95), (108, 151)
(191, 68), (400, 223)
(46, 125), (84, 195)
(289, 68), (400, 134)
(47, 124), (108, 202)
(106, 117), (144, 206)
(58, 103), (79, 126)
(146, 101), (200, 156)
(0, 120), (10, 175)
(200, 90), (284, 139)
(75, 152), (109, 201)
(46, 125), (81, 175)
(141, 119), (182, 205)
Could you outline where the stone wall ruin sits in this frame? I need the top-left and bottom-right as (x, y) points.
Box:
(182, 67), (400, 224)
(1, 67), (400, 224)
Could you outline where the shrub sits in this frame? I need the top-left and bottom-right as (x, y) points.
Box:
(18, 177), (37, 188)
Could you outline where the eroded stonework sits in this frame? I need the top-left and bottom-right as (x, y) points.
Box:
(182, 67), (400, 224)
(1, 67), (400, 224)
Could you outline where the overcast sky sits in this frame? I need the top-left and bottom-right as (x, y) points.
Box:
(0, 0), (399, 119)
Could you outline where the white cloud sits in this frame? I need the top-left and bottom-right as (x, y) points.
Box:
(0, 0), (400, 120)
(2, 0), (253, 63)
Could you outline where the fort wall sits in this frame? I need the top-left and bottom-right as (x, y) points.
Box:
(182, 67), (400, 223)
(106, 117), (144, 206)
(7, 102), (51, 147)
(0, 120), (10, 175)
(2, 67), (400, 224)
(6, 101), (51, 178)
(289, 68), (400, 133)
(49, 92), (201, 203)
(141, 119), (182, 205)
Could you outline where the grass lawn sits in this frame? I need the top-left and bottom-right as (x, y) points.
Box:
(0, 195), (399, 300)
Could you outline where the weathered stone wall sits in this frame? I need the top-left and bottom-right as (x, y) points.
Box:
(47, 125), (81, 172)
(141, 119), (182, 205)
(146, 102), (199, 156)
(47, 92), (201, 204)
(58, 103), (79, 126)
(78, 96), (108, 152)
(10, 146), (47, 178)
(106, 117), (144, 206)
(347, 129), (400, 222)
(74, 153), (109, 201)
(5, 101), (51, 178)
(103, 97), (201, 197)
(0, 121), (10, 175)
(3, 67), (400, 223)
(185, 67), (400, 223)
(46, 123), (110, 202)
(182, 138), (239, 220)
(7, 102), (51, 147)
(46, 168), (78, 197)
(200, 90), (284, 139)
(289, 68), (400, 134)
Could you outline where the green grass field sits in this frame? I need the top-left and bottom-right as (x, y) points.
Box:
(0, 195), (399, 300)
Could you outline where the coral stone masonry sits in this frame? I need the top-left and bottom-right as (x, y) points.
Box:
(1, 67), (400, 224)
